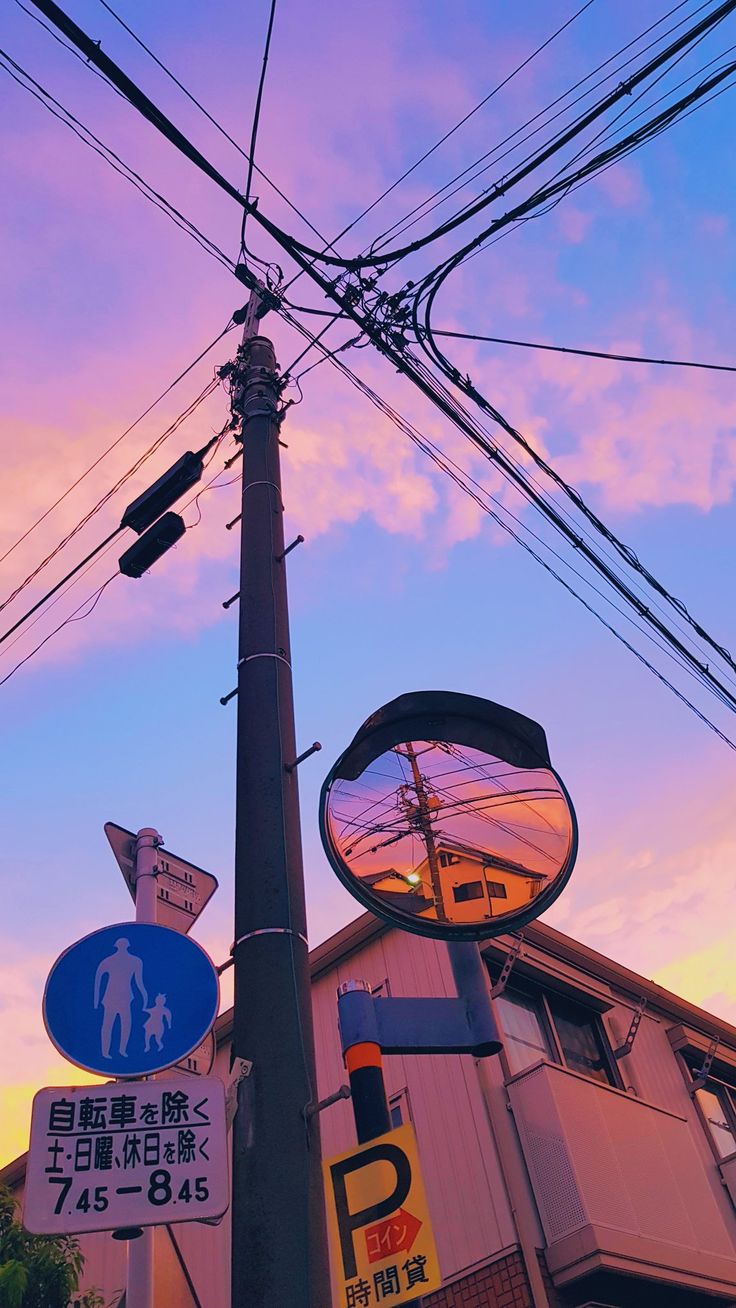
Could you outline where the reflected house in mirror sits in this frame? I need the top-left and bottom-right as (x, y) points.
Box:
(320, 692), (578, 942)
(362, 839), (548, 927)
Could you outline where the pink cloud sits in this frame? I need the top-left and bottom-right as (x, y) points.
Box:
(594, 162), (647, 209)
(556, 205), (593, 245)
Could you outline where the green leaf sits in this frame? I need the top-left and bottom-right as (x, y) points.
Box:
(0, 1259), (28, 1308)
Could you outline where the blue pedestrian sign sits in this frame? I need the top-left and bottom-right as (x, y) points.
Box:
(43, 923), (220, 1078)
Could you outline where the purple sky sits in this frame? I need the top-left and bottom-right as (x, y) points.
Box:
(1, 0), (736, 1163)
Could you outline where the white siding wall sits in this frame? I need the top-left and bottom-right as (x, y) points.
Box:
(9, 921), (736, 1307)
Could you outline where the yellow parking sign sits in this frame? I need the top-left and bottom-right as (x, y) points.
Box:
(323, 1123), (442, 1307)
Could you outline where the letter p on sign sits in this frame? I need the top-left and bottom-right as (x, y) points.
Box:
(323, 1123), (442, 1306)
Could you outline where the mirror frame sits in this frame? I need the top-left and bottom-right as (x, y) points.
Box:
(319, 691), (578, 942)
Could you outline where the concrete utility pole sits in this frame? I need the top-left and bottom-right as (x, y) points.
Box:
(230, 329), (331, 1307)
(126, 827), (161, 1308)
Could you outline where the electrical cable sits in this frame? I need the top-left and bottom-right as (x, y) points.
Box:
(411, 324), (736, 698)
(29, 0), (736, 287)
(421, 48), (736, 284)
(429, 329), (736, 375)
(13, 0), (128, 98)
(405, 70), (736, 664)
(0, 574), (118, 687)
(276, 309), (736, 751)
(0, 322), (236, 567)
(0, 528), (122, 649)
(0, 49), (237, 273)
(1, 434), (238, 684)
(14, 0), (736, 740)
(280, 0), (598, 284)
(239, 0), (277, 260)
(276, 0), (736, 268)
(91, 0), (328, 245)
(0, 377), (221, 620)
(369, 0), (712, 255)
(279, 284), (736, 719)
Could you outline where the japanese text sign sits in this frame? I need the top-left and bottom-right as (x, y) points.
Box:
(23, 1077), (228, 1235)
(323, 1123), (441, 1308)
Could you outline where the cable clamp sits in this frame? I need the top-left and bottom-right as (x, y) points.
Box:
(230, 928), (308, 953)
(238, 652), (292, 670)
(241, 480), (283, 510)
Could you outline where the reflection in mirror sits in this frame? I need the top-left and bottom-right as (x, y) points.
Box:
(325, 740), (574, 931)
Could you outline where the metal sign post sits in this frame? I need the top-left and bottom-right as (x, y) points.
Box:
(320, 692), (579, 1303)
(105, 823), (219, 935)
(128, 829), (161, 1308)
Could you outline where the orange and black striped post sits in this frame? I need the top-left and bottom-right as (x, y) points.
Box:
(339, 980), (391, 1143)
(345, 1035), (392, 1145)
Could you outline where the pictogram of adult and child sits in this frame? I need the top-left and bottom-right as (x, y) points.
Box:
(93, 938), (172, 1058)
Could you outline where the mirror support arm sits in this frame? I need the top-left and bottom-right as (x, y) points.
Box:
(338, 949), (503, 1061)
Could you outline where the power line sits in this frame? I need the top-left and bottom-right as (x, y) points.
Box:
(0, 378), (221, 620)
(368, 0), (710, 256)
(429, 329), (736, 375)
(17, 0), (736, 742)
(414, 45), (736, 289)
(0, 576), (118, 688)
(0, 49), (237, 273)
(239, 0), (277, 260)
(277, 307), (736, 752)
(0, 541), (119, 654)
(0, 322), (235, 567)
(31, 0), (732, 288)
(13, 0), (128, 98)
(281, 0), (736, 268)
(91, 0), (328, 245)
(0, 432), (237, 683)
(289, 0), (598, 263)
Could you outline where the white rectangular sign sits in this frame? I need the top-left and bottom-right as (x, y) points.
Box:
(24, 1076), (228, 1235)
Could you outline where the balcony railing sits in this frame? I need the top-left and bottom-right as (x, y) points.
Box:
(506, 1059), (736, 1299)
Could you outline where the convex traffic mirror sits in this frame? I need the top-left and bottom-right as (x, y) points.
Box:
(320, 691), (578, 942)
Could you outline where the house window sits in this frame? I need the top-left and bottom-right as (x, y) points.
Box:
(494, 988), (554, 1074)
(687, 1063), (736, 1159)
(547, 994), (614, 1086)
(389, 1089), (412, 1129)
(453, 881), (484, 903)
(439, 852), (460, 868)
(493, 981), (619, 1087)
(486, 881), (507, 900)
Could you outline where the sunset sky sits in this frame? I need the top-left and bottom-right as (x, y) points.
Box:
(2, 0), (736, 1166)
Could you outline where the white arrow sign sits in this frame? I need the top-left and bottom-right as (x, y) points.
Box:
(104, 822), (218, 934)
